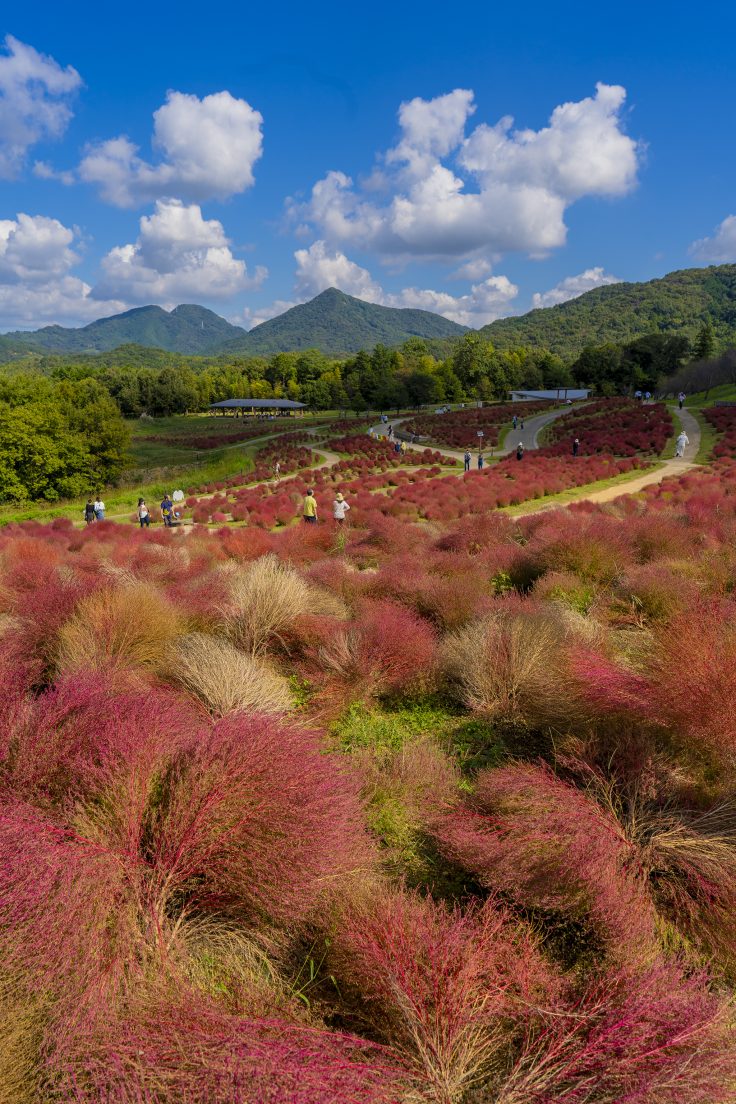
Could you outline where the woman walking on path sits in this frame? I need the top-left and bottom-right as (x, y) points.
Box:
(333, 492), (351, 524)
(678, 392), (686, 410)
(137, 499), (150, 528)
(516, 442), (524, 461)
(84, 500), (96, 525)
(477, 453), (484, 470)
(303, 489), (318, 524)
(675, 430), (689, 458)
(464, 449), (471, 471)
(573, 438), (580, 457)
(94, 494), (105, 521)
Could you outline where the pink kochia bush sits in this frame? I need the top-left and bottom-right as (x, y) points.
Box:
(331, 889), (560, 1101)
(434, 762), (660, 964)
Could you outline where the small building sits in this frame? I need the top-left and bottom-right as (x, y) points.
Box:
(508, 388), (591, 402)
(209, 398), (307, 417)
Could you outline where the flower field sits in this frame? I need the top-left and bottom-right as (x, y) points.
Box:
(403, 401), (555, 448)
(704, 405), (736, 458)
(3, 400), (736, 1101)
(541, 398), (673, 456)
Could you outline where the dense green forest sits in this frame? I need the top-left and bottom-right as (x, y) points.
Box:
(481, 265), (736, 358)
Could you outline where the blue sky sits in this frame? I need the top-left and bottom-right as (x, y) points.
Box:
(1, 0), (735, 332)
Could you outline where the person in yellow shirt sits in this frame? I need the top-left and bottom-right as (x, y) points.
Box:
(303, 489), (318, 524)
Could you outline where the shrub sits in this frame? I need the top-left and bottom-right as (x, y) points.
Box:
(164, 632), (292, 717)
(434, 762), (659, 965)
(440, 602), (586, 729)
(55, 583), (184, 677)
(219, 555), (314, 656)
(331, 890), (559, 1101)
(147, 713), (373, 929)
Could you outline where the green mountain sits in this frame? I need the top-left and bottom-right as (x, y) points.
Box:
(223, 288), (468, 355)
(480, 265), (736, 359)
(0, 304), (246, 357)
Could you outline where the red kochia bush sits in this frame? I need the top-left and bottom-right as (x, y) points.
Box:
(434, 762), (659, 964)
(500, 959), (736, 1104)
(332, 890), (559, 1100)
(148, 713), (373, 927)
(66, 995), (407, 1104)
(309, 599), (437, 707)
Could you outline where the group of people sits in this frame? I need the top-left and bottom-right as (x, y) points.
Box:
(634, 390), (653, 402)
(302, 490), (351, 525)
(83, 496), (106, 524)
(135, 492), (183, 528)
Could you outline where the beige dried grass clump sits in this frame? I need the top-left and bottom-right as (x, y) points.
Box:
(441, 605), (585, 729)
(165, 632), (292, 716)
(219, 554), (339, 656)
(56, 583), (183, 676)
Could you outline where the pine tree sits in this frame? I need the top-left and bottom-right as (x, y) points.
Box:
(693, 320), (716, 361)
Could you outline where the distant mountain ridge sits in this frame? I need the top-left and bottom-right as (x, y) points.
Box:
(2, 266), (736, 363)
(0, 289), (466, 360)
(479, 265), (736, 358)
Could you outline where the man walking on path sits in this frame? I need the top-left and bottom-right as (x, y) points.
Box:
(333, 492), (350, 524)
(512, 415), (517, 430)
(303, 489), (318, 524)
(573, 438), (580, 457)
(477, 453), (484, 470)
(137, 499), (150, 527)
(464, 450), (471, 471)
(516, 442), (524, 461)
(678, 392), (686, 410)
(675, 430), (689, 458)
(84, 499), (96, 525)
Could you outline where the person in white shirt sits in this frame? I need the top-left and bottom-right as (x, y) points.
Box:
(93, 496), (105, 520)
(675, 431), (689, 458)
(172, 489), (185, 503)
(333, 492), (351, 523)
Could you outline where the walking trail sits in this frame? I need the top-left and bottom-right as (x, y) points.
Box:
(509, 405), (702, 517)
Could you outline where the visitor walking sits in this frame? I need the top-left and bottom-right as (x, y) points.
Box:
(675, 430), (689, 458)
(644, 391), (652, 402)
(678, 391), (686, 410)
(84, 499), (96, 525)
(333, 492), (351, 524)
(516, 442), (524, 461)
(477, 453), (484, 470)
(512, 415), (517, 430)
(635, 389), (642, 402)
(274, 461), (281, 476)
(520, 419), (525, 430)
(93, 494), (105, 521)
(400, 440), (407, 455)
(137, 498), (151, 527)
(303, 489), (318, 524)
(160, 493), (174, 527)
(464, 449), (471, 471)
(387, 424), (393, 439)
(572, 437), (580, 457)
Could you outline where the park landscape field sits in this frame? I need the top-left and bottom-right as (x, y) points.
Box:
(2, 394), (736, 1101)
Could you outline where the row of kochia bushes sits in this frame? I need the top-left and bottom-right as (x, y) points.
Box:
(1, 456), (736, 1100)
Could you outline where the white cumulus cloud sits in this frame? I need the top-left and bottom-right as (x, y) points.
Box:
(79, 90), (263, 207)
(0, 212), (124, 329)
(295, 239), (383, 301)
(0, 35), (81, 179)
(296, 83), (641, 265)
(690, 215), (736, 263)
(531, 266), (621, 309)
(93, 198), (266, 305)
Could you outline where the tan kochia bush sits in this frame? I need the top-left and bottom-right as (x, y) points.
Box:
(165, 633), (292, 716)
(219, 555), (319, 656)
(441, 606), (585, 728)
(56, 584), (183, 675)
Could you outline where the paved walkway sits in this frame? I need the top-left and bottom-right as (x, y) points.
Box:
(370, 405), (573, 463)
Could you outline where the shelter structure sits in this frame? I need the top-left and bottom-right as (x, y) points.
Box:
(508, 388), (591, 402)
(209, 398), (307, 417)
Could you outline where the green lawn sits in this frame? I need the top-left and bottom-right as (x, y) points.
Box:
(680, 383), (736, 409)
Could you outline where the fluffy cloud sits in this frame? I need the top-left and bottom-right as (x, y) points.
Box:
(0, 36), (81, 178)
(0, 213), (124, 328)
(690, 215), (736, 263)
(283, 240), (518, 328)
(93, 198), (266, 304)
(79, 90), (263, 207)
(531, 266), (621, 309)
(296, 83), (641, 264)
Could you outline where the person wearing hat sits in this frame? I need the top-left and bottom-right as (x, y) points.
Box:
(516, 442), (524, 461)
(303, 489), (318, 524)
(333, 492), (351, 524)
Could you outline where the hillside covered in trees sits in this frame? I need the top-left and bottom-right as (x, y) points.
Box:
(481, 265), (736, 358)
